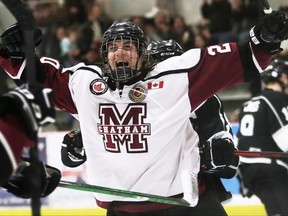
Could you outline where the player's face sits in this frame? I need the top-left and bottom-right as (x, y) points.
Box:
(280, 73), (288, 93)
(107, 40), (142, 71)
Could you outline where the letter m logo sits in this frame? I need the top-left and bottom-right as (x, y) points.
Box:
(97, 103), (151, 153)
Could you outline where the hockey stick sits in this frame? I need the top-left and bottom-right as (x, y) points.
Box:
(234, 150), (288, 158)
(1, 1), (41, 215)
(58, 180), (191, 207)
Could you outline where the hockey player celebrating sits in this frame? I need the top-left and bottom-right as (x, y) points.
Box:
(61, 39), (239, 215)
(0, 10), (288, 215)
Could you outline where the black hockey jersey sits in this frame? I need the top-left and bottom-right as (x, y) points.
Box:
(237, 88), (288, 165)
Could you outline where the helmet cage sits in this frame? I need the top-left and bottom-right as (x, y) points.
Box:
(104, 36), (146, 83)
(101, 22), (147, 84)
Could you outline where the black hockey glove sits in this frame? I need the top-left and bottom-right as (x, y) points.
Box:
(0, 23), (42, 60)
(0, 84), (55, 140)
(1, 159), (61, 198)
(200, 138), (239, 176)
(250, 11), (288, 54)
(61, 130), (87, 168)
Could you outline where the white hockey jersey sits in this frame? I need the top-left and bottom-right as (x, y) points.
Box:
(0, 42), (271, 204)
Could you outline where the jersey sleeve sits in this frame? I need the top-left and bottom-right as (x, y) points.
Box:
(188, 42), (272, 110)
(191, 95), (233, 143)
(0, 113), (35, 184)
(39, 57), (77, 114)
(0, 54), (77, 114)
(262, 93), (288, 152)
(191, 95), (238, 178)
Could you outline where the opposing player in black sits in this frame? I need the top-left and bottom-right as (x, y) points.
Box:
(0, 84), (61, 198)
(237, 66), (288, 216)
(271, 57), (288, 93)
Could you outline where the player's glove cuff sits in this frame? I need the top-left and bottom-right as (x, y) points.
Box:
(61, 130), (87, 167)
(250, 26), (282, 54)
(0, 84), (55, 140)
(200, 137), (237, 171)
(250, 11), (288, 54)
(0, 23), (42, 60)
(61, 143), (87, 167)
(1, 158), (61, 198)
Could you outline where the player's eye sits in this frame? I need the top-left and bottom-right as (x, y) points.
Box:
(122, 45), (131, 51)
(108, 46), (118, 52)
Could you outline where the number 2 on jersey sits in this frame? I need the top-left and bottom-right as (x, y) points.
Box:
(207, 43), (232, 56)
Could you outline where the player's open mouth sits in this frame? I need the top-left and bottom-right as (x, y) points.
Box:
(116, 61), (129, 67)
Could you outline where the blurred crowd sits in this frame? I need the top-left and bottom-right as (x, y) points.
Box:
(1, 0), (288, 130)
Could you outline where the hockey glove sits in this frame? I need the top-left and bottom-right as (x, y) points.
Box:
(61, 130), (87, 167)
(0, 84), (55, 140)
(250, 11), (288, 54)
(0, 23), (42, 60)
(1, 159), (61, 198)
(200, 138), (239, 175)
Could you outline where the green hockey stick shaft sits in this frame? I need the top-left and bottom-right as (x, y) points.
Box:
(59, 180), (191, 207)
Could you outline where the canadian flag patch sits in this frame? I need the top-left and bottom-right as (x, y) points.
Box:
(147, 81), (164, 90)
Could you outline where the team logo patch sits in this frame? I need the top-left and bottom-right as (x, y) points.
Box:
(129, 84), (148, 102)
(90, 79), (108, 95)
